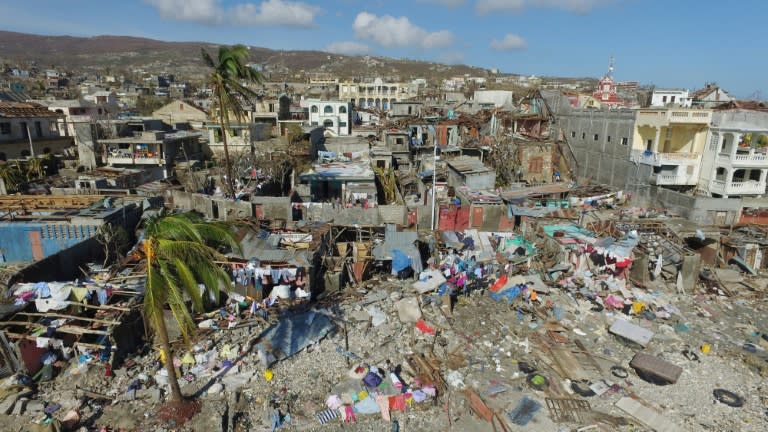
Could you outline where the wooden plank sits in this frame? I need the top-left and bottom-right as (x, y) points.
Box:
(17, 312), (120, 326)
(574, 339), (605, 375)
(550, 346), (589, 380)
(615, 397), (684, 432)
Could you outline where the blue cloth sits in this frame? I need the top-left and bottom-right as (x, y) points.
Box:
(391, 249), (412, 273)
(35, 282), (51, 298)
(96, 289), (108, 305)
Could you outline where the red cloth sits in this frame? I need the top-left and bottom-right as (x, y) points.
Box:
(389, 395), (407, 412)
(416, 319), (436, 335)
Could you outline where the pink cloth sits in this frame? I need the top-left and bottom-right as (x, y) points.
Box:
(375, 395), (390, 421)
(344, 405), (356, 423)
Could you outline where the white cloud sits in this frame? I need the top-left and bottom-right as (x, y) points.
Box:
(146, 0), (223, 24)
(490, 33), (527, 50)
(146, 0), (321, 27)
(476, 0), (613, 14)
(231, 0), (321, 26)
(325, 41), (371, 56)
(353, 12), (455, 49)
(416, 0), (466, 7)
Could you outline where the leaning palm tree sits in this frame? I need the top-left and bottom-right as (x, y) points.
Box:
(140, 212), (239, 402)
(202, 45), (264, 197)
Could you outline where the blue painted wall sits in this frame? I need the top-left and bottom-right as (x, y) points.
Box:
(0, 222), (99, 263)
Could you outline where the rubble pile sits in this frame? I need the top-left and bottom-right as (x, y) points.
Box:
(0, 217), (767, 432)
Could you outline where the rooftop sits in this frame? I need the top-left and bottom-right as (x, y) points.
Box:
(0, 102), (64, 119)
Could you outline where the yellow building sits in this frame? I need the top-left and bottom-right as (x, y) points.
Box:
(630, 108), (712, 186)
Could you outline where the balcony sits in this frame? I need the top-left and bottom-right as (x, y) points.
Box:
(651, 173), (695, 186)
(709, 179), (765, 196)
(636, 109), (712, 127)
(631, 149), (701, 167)
(107, 156), (162, 165)
(716, 151), (768, 167)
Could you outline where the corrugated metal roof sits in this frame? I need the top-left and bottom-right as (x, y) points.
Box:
(373, 225), (418, 260)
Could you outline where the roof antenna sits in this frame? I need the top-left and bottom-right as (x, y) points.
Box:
(607, 55), (614, 79)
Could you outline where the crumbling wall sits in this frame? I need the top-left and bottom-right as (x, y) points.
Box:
(250, 196), (291, 221)
(518, 144), (554, 183)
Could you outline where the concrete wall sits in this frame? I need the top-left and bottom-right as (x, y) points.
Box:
(300, 203), (405, 225)
(170, 190), (251, 221)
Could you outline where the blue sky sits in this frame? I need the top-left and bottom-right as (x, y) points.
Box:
(0, 0), (765, 98)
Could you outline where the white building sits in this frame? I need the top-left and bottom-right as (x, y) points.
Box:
(650, 89), (692, 108)
(699, 109), (768, 198)
(306, 100), (352, 136)
(339, 78), (415, 110)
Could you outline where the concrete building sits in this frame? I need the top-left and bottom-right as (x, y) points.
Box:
(630, 108), (712, 188)
(691, 83), (733, 108)
(152, 99), (208, 125)
(339, 78), (415, 110)
(446, 156), (496, 190)
(699, 109), (768, 198)
(391, 101), (423, 118)
(0, 102), (72, 160)
(650, 89), (692, 108)
(545, 90), (765, 225)
(100, 129), (202, 178)
(306, 99), (351, 136)
(473, 90), (514, 108)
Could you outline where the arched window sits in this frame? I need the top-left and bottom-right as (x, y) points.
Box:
(324, 105), (333, 114)
(311, 105), (319, 113)
(323, 119), (334, 128)
(339, 106), (347, 114)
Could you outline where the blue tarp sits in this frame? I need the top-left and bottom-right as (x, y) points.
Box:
(254, 309), (335, 366)
(391, 249), (412, 273)
(508, 397), (541, 426)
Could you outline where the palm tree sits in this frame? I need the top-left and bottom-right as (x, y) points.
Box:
(202, 45), (264, 197)
(139, 212), (239, 402)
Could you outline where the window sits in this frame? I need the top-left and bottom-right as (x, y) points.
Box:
(20, 122), (28, 138)
(179, 103), (184, 110)
(581, 132), (585, 139)
(646, 139), (653, 151)
(621, 137), (628, 145)
(324, 105), (333, 114)
(35, 121), (43, 138)
(311, 105), (318, 113)
(395, 138), (404, 145)
(528, 157), (543, 174)
(0, 122), (10, 135)
(662, 96), (667, 103)
(607, 136), (611, 143)
(339, 121), (347, 127)
(231, 128), (240, 137)
(323, 119), (334, 128)
(311, 121), (318, 126)
(571, 131), (576, 138)
(671, 96), (676, 103)
(594, 134), (599, 141)
(339, 106), (347, 114)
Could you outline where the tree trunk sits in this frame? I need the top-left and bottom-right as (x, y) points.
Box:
(156, 310), (184, 402)
(218, 90), (236, 198)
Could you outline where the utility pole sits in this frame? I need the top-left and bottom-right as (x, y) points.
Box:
(430, 136), (438, 231)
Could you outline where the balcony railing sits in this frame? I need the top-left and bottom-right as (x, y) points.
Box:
(710, 179), (765, 195)
(637, 109), (712, 126)
(632, 149), (701, 165)
(653, 173), (693, 185)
